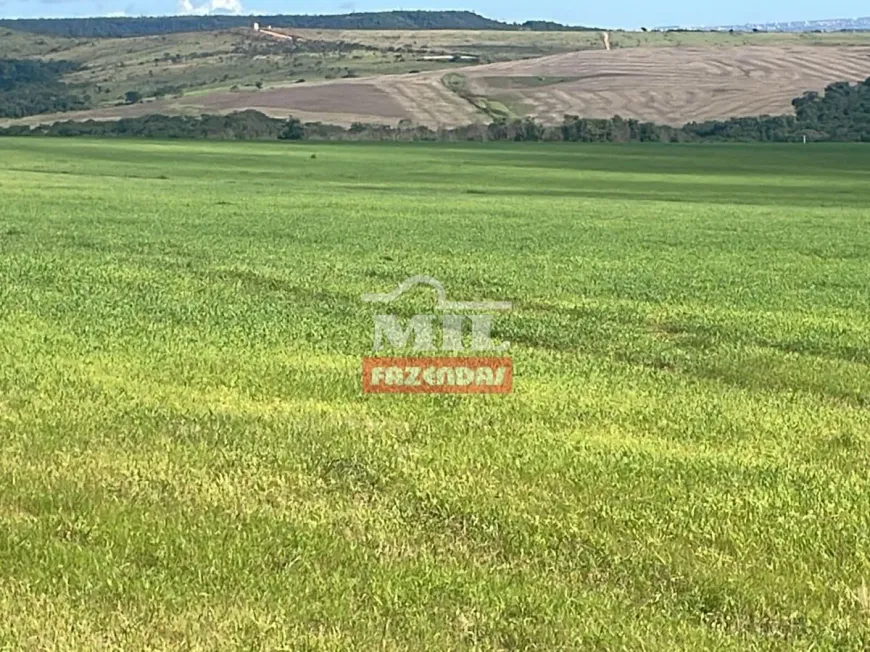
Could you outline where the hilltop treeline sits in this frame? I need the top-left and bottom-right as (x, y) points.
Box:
(0, 59), (88, 118)
(0, 11), (594, 38)
(3, 77), (869, 143)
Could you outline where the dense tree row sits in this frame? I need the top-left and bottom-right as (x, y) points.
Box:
(0, 111), (285, 139)
(790, 79), (870, 141)
(0, 59), (88, 118)
(0, 11), (574, 38)
(0, 59), (79, 89)
(3, 77), (870, 143)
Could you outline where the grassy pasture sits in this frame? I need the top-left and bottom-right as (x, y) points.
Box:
(0, 139), (869, 650)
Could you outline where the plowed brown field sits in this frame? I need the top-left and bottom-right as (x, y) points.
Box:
(8, 44), (870, 128)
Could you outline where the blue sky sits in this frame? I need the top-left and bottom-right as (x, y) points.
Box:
(1, 0), (868, 29)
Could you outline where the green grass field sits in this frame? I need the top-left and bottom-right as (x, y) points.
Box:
(0, 139), (869, 650)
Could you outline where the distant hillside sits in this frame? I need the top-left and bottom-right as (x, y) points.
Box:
(719, 17), (870, 32)
(662, 16), (870, 33)
(0, 11), (593, 38)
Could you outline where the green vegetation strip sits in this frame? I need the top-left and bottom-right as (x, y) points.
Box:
(442, 72), (517, 121)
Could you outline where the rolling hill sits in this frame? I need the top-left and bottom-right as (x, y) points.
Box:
(0, 11), (591, 38)
(2, 24), (870, 128)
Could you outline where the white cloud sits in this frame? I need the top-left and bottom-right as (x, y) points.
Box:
(178, 0), (244, 15)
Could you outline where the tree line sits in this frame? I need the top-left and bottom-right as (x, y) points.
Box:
(0, 11), (594, 39)
(2, 77), (869, 143)
(0, 59), (88, 119)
